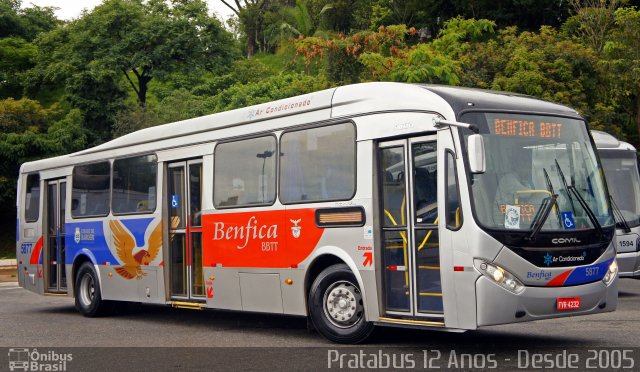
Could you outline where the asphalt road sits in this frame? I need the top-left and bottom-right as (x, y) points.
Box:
(1, 276), (639, 371)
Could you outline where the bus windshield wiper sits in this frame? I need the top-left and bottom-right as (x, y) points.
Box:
(526, 194), (558, 241)
(555, 159), (577, 214)
(568, 185), (603, 237)
(543, 168), (562, 226)
(610, 196), (631, 233)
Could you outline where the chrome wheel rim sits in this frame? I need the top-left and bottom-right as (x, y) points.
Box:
(323, 280), (364, 329)
(79, 273), (95, 307)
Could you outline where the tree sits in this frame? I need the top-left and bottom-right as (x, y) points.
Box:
(306, 0), (372, 33)
(277, 0), (315, 38)
(0, 0), (59, 41)
(35, 0), (237, 107)
(93, 0), (236, 107)
(0, 37), (37, 98)
(568, 0), (620, 53)
(0, 98), (85, 207)
(220, 0), (269, 57)
(30, 0), (237, 142)
(489, 27), (599, 115)
(600, 7), (640, 143)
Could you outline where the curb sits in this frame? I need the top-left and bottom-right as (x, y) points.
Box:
(0, 259), (17, 267)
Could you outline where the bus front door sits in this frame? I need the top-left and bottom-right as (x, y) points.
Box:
(166, 160), (205, 301)
(378, 136), (443, 320)
(44, 179), (67, 294)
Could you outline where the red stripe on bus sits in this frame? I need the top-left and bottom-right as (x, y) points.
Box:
(546, 269), (572, 287)
(453, 266), (464, 272)
(29, 236), (43, 265)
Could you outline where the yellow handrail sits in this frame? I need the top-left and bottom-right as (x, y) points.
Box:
(418, 217), (438, 251)
(383, 196), (409, 287)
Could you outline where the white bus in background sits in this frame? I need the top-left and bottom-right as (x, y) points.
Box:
(16, 83), (618, 343)
(592, 130), (640, 279)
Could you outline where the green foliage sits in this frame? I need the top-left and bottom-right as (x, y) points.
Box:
(431, 17), (496, 55)
(391, 45), (461, 84)
(0, 98), (85, 204)
(276, 0), (315, 39)
(209, 72), (330, 112)
(489, 26), (599, 115)
(306, 0), (372, 33)
(295, 22), (468, 85)
(597, 7), (640, 144)
(113, 88), (216, 137)
(29, 0), (237, 142)
(0, 37), (37, 98)
(192, 58), (276, 96)
(0, 0), (59, 41)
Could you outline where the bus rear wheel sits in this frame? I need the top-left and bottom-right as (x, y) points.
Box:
(74, 262), (112, 317)
(308, 263), (374, 343)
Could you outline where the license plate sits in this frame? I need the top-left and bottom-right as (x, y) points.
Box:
(557, 297), (581, 311)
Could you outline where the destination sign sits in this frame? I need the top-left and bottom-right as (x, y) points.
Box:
(493, 119), (563, 139)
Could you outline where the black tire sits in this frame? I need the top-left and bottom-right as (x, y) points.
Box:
(74, 262), (113, 317)
(308, 263), (375, 343)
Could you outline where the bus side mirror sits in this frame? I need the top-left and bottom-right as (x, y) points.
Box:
(468, 134), (486, 174)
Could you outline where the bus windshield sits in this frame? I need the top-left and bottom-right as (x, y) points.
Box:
(600, 150), (640, 228)
(461, 112), (614, 232)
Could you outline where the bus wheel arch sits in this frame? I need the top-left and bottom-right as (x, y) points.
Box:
(71, 253), (96, 297)
(304, 251), (368, 312)
(72, 254), (113, 317)
(304, 251), (374, 343)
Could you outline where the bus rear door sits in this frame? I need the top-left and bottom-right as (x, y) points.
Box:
(44, 178), (67, 294)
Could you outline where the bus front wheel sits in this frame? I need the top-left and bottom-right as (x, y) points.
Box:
(308, 263), (374, 343)
(74, 262), (112, 317)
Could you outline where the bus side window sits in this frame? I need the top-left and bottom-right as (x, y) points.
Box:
(112, 155), (157, 215)
(72, 162), (111, 218)
(214, 136), (277, 208)
(445, 151), (462, 229)
(24, 173), (41, 222)
(412, 142), (437, 224)
(280, 123), (356, 204)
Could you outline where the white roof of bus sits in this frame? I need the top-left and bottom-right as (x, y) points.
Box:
(21, 82), (581, 173)
(21, 82), (454, 173)
(591, 130), (636, 151)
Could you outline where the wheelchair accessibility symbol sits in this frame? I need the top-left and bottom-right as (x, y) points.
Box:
(171, 195), (179, 208)
(561, 211), (575, 230)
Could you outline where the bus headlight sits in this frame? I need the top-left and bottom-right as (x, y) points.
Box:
(602, 260), (618, 286)
(476, 260), (525, 294)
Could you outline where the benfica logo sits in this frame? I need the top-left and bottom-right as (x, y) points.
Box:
(290, 219), (301, 239)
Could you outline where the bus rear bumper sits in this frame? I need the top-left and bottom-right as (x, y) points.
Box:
(617, 251), (640, 279)
(476, 276), (617, 327)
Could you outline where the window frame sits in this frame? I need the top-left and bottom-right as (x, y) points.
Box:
(445, 149), (463, 230)
(213, 134), (279, 209)
(71, 160), (112, 219)
(111, 153), (159, 216)
(24, 173), (41, 223)
(278, 121), (358, 205)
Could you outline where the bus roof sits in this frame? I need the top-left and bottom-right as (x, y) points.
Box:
(591, 130), (637, 151)
(20, 82), (585, 174)
(420, 85), (580, 118)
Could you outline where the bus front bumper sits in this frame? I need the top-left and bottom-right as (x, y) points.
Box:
(476, 276), (617, 327)
(617, 251), (640, 279)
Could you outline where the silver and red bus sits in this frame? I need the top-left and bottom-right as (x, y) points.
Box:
(17, 83), (618, 343)
(592, 130), (640, 279)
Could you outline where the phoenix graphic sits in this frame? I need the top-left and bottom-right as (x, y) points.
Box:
(110, 220), (162, 280)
